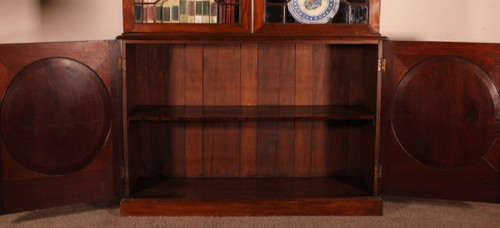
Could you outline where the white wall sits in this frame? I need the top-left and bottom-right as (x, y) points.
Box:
(380, 0), (500, 43)
(0, 0), (122, 43)
(0, 0), (499, 43)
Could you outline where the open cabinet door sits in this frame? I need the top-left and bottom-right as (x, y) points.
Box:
(0, 41), (123, 214)
(380, 41), (500, 202)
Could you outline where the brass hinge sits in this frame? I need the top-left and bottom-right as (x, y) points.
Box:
(378, 58), (386, 72)
(118, 58), (126, 72)
(375, 165), (382, 179)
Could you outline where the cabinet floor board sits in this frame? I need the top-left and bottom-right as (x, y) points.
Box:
(122, 177), (381, 216)
(131, 177), (371, 198)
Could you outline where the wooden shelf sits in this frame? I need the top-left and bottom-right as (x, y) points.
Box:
(131, 177), (371, 198)
(121, 177), (382, 216)
(128, 105), (375, 121)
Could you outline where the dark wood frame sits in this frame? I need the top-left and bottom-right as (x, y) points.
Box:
(122, 0), (381, 37)
(253, 0), (380, 36)
(123, 0), (252, 33)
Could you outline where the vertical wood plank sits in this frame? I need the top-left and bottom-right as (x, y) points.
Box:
(311, 45), (343, 176)
(346, 46), (369, 176)
(355, 45), (378, 189)
(148, 45), (169, 177)
(167, 45), (187, 177)
(203, 44), (241, 177)
(294, 44), (314, 177)
(185, 45), (204, 177)
(310, 121), (342, 176)
(202, 44), (217, 177)
(133, 45), (152, 178)
(149, 44), (186, 177)
(294, 45), (314, 105)
(124, 44), (136, 192)
(240, 44), (258, 177)
(257, 44), (295, 177)
(131, 45), (151, 110)
(185, 45), (204, 106)
(110, 40), (124, 197)
(128, 123), (151, 192)
(315, 45), (350, 176)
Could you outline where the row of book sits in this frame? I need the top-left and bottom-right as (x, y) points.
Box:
(134, 0), (237, 24)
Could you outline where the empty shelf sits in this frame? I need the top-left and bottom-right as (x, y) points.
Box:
(128, 105), (375, 121)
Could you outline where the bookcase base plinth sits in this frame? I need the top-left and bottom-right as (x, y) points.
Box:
(120, 197), (383, 216)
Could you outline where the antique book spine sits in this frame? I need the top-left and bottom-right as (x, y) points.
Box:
(195, 0), (203, 23)
(202, 0), (210, 23)
(218, 1), (223, 23)
(155, 0), (164, 23)
(209, 0), (217, 24)
(142, 0), (148, 23)
(220, 1), (226, 23)
(230, 0), (235, 23)
(222, 0), (229, 24)
(187, 0), (195, 23)
(179, 0), (188, 23)
(225, 1), (230, 24)
(134, 0), (143, 23)
(171, 0), (180, 23)
(226, 0), (230, 23)
(162, 0), (171, 23)
(147, 0), (156, 23)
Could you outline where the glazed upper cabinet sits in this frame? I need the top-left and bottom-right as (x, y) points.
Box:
(122, 0), (380, 36)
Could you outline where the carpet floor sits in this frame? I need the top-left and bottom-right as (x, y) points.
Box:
(0, 196), (499, 227)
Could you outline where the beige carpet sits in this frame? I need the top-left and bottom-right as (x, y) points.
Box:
(0, 196), (499, 227)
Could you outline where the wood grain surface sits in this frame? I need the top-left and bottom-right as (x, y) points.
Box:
(380, 41), (500, 202)
(0, 41), (122, 214)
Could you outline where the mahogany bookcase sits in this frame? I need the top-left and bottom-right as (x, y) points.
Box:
(0, 0), (498, 216)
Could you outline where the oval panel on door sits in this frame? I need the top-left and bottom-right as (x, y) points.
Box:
(391, 56), (500, 168)
(0, 57), (112, 175)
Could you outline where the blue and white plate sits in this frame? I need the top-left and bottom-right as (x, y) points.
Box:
(287, 0), (340, 24)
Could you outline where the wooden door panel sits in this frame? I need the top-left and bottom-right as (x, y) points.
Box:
(0, 41), (122, 213)
(381, 41), (500, 202)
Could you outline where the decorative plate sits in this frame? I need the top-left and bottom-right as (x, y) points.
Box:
(287, 0), (340, 24)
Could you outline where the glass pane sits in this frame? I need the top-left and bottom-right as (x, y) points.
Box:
(134, 0), (241, 24)
(265, 3), (296, 23)
(265, 5), (284, 23)
(350, 6), (368, 24)
(331, 1), (348, 23)
(264, 0), (369, 24)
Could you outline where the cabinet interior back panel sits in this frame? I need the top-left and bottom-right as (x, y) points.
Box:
(126, 44), (378, 180)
